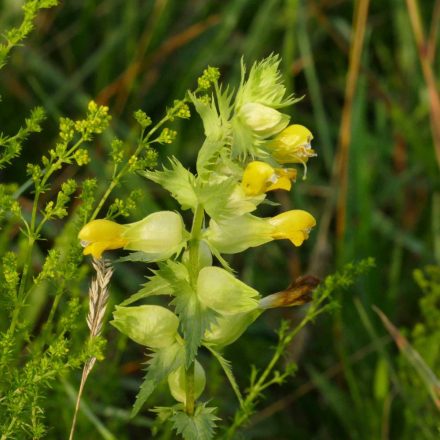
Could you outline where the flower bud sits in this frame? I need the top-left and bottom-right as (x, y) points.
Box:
(241, 161), (297, 196)
(79, 219), (128, 259)
(203, 310), (261, 347)
(111, 305), (179, 348)
(197, 266), (260, 315)
(267, 125), (316, 166)
(167, 361), (206, 404)
(239, 102), (289, 137)
(269, 210), (316, 246)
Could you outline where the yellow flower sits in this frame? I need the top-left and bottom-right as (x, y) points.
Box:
(241, 161), (297, 196)
(267, 125), (316, 168)
(79, 219), (128, 258)
(78, 211), (187, 259)
(204, 210), (316, 254)
(269, 210), (316, 246)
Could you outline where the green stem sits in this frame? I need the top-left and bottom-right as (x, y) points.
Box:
(225, 312), (318, 439)
(2, 416), (17, 440)
(90, 114), (169, 220)
(185, 204), (205, 415)
(188, 204), (205, 284)
(91, 178), (119, 220)
(185, 362), (195, 416)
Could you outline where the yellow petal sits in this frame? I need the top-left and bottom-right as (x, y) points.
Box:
(79, 219), (126, 242)
(241, 161), (275, 196)
(269, 210), (316, 246)
(266, 175), (291, 192)
(79, 219), (128, 258)
(241, 162), (296, 196)
(268, 124), (316, 165)
(266, 168), (296, 192)
(83, 239), (129, 258)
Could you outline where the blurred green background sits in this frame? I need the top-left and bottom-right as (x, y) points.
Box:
(1, 0), (439, 438)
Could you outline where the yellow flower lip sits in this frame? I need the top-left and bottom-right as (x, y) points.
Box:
(78, 219), (128, 259)
(241, 161), (297, 196)
(267, 124), (316, 167)
(268, 210), (316, 246)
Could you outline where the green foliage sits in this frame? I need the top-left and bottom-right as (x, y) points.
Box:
(170, 403), (219, 440)
(132, 344), (185, 417)
(0, 107), (45, 169)
(0, 0), (58, 71)
(398, 266), (440, 437)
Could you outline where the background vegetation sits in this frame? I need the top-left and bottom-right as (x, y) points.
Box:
(0, 0), (439, 438)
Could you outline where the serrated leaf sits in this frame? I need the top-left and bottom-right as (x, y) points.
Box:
(132, 343), (185, 417)
(171, 283), (218, 366)
(206, 346), (243, 406)
(120, 273), (172, 306)
(190, 93), (231, 179)
(196, 178), (236, 220)
(171, 403), (220, 440)
(156, 260), (191, 288)
(140, 157), (197, 210)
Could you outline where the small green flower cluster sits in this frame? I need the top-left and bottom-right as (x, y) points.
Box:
(78, 55), (318, 434)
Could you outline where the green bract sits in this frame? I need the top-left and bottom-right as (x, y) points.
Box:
(111, 305), (179, 348)
(141, 158), (197, 211)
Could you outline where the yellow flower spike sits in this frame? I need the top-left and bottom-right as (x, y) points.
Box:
(267, 125), (316, 176)
(268, 210), (316, 246)
(78, 219), (128, 258)
(241, 161), (297, 196)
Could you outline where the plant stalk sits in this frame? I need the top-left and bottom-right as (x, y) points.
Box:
(185, 204), (205, 415)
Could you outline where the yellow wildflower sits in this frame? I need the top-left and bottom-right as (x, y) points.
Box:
(79, 219), (128, 259)
(268, 210), (316, 246)
(241, 161), (297, 196)
(267, 125), (316, 170)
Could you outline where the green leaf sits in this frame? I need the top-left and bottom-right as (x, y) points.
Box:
(170, 403), (219, 440)
(132, 343), (185, 417)
(140, 157), (197, 210)
(119, 272), (173, 306)
(206, 346), (243, 406)
(170, 281), (218, 367)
